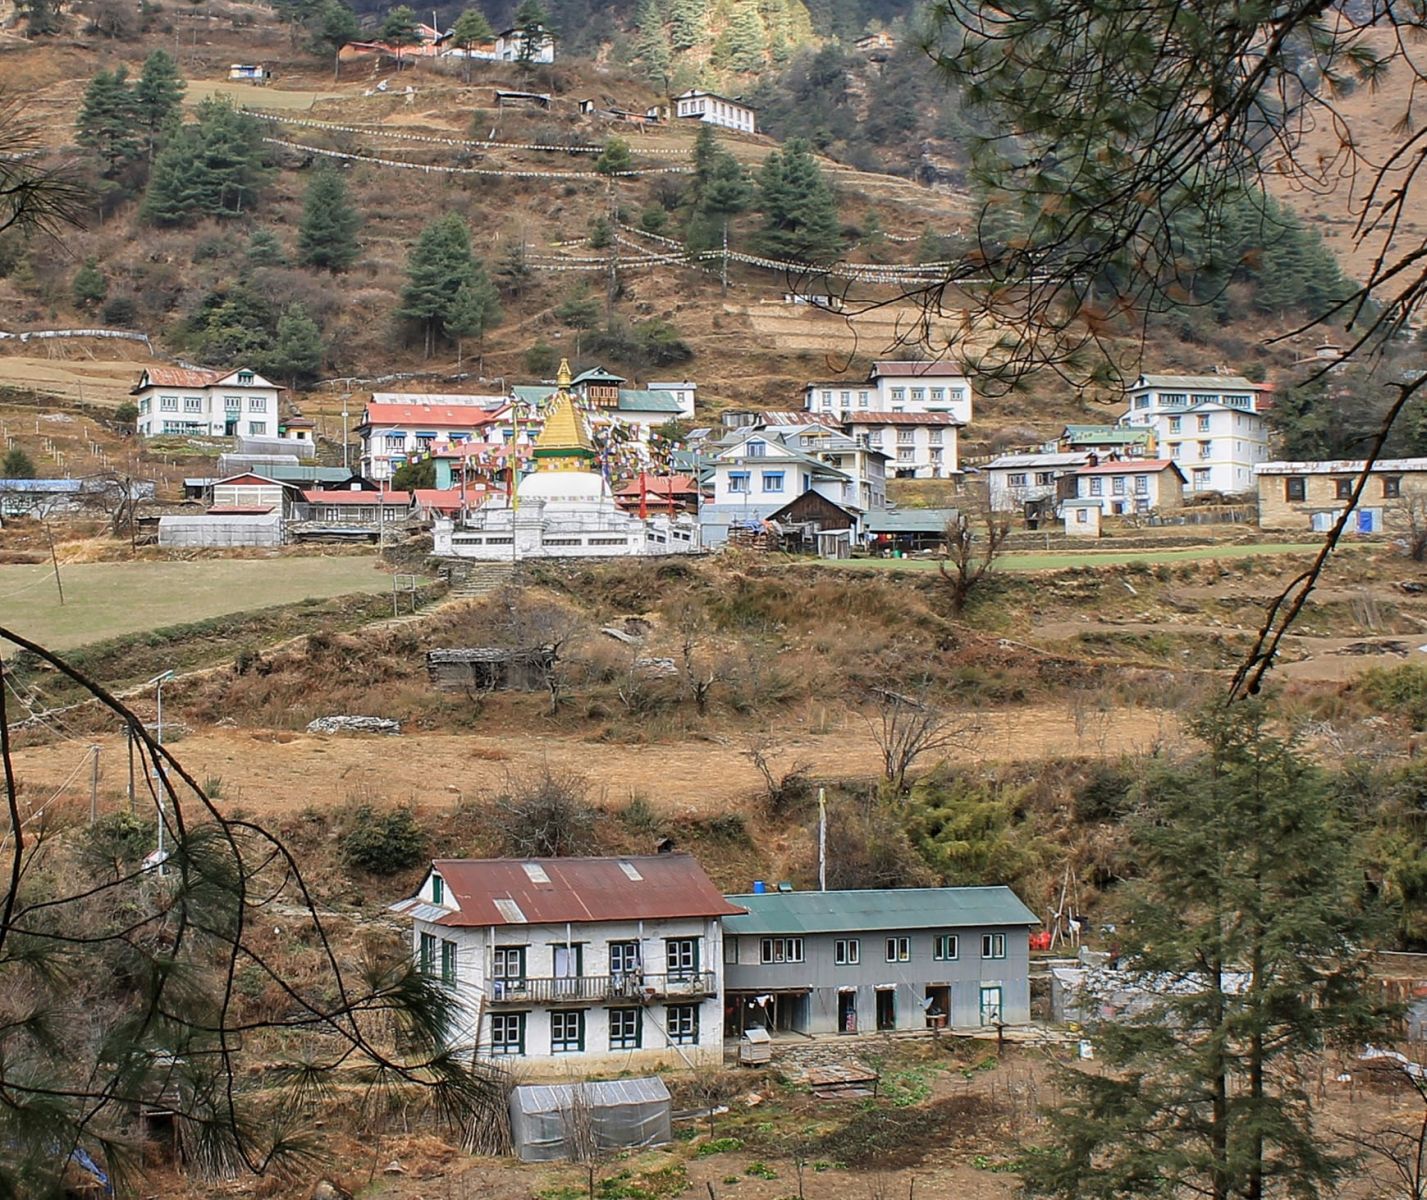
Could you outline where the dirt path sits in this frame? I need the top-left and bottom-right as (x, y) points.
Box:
(13, 705), (1179, 817)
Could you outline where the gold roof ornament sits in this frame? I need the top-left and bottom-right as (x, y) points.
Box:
(556, 357), (573, 389)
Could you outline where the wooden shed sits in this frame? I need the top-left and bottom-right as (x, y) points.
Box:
(426, 647), (553, 691)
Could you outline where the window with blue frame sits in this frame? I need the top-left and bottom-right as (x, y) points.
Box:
(728, 472), (749, 493)
(762, 472), (784, 492)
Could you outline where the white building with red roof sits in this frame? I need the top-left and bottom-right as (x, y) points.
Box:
(390, 855), (744, 1071)
(355, 393), (506, 482)
(133, 366), (281, 439)
(1063, 458), (1186, 517)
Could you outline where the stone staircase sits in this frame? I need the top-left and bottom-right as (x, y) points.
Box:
(446, 560), (518, 599)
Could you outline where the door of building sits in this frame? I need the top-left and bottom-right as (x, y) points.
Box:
(875, 988), (896, 1031)
(553, 943), (582, 998)
(838, 989), (857, 1034)
(979, 985), (1003, 1026)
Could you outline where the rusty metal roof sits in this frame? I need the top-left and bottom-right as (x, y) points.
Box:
(401, 855), (746, 928)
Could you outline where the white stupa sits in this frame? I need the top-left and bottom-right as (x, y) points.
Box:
(433, 360), (699, 560)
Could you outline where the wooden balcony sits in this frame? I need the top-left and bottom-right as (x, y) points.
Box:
(487, 971), (716, 1005)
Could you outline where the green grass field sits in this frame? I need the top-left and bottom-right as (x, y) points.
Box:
(0, 557), (395, 651)
(824, 542), (1328, 573)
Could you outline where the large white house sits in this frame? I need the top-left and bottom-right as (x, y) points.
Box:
(390, 856), (742, 1072)
(774, 422), (888, 512)
(672, 90), (756, 133)
(357, 395), (505, 482)
(1118, 373), (1268, 496)
(804, 361), (974, 425)
(133, 367), (280, 439)
(843, 412), (961, 479)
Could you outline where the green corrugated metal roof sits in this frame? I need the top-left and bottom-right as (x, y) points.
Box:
(512, 385), (552, 405)
(618, 389), (684, 413)
(1061, 425), (1151, 445)
(724, 887), (1038, 934)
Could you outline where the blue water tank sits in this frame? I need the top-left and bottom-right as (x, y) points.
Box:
(752, 880), (767, 894)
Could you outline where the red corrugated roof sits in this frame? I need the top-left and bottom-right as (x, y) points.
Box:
(361, 404), (499, 427)
(1075, 459), (1176, 474)
(301, 489), (413, 504)
(845, 411), (963, 426)
(614, 475), (697, 496)
(414, 855), (746, 928)
(412, 487), (482, 510)
(138, 367), (219, 388)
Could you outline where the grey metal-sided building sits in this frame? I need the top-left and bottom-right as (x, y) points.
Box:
(722, 887), (1037, 1036)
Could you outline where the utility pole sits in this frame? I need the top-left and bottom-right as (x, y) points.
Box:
(89, 744), (100, 826)
(721, 218), (729, 295)
(127, 724), (135, 815)
(606, 183), (619, 321)
(341, 394), (350, 471)
(148, 671), (174, 875)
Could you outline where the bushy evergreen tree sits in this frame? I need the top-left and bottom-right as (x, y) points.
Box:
(513, 0), (547, 63)
(634, 0), (671, 85)
(595, 137), (634, 175)
(245, 227), (288, 265)
(308, 0), (359, 77)
(141, 100), (269, 225)
(667, 0), (704, 49)
(399, 214), (496, 357)
(76, 67), (141, 179)
(754, 137), (841, 263)
(1024, 702), (1391, 1200)
(685, 125), (752, 252)
(719, 0), (765, 71)
(297, 166), (360, 271)
(264, 302), (324, 386)
(380, 4), (421, 67)
(71, 257), (107, 309)
(2, 446), (37, 478)
(134, 50), (185, 158)
(20, 0), (61, 36)
(450, 8), (494, 80)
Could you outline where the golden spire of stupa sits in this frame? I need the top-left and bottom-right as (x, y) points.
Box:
(533, 359), (596, 470)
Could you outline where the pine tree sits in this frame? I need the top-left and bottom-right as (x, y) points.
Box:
(595, 137), (633, 175)
(134, 50), (185, 159)
(1023, 702), (1391, 1200)
(667, 0), (705, 51)
(246, 227), (288, 265)
(297, 166), (360, 270)
(72, 257), (107, 309)
(75, 67), (141, 179)
(634, 0), (671, 85)
(309, 0), (359, 78)
(262, 303), (324, 387)
(513, 0), (547, 63)
(141, 100), (269, 225)
(398, 213), (479, 357)
(754, 137), (841, 263)
(20, 0), (61, 36)
(380, 4), (421, 69)
(3, 446), (37, 478)
(722, 0), (765, 72)
(495, 239), (532, 297)
(450, 8), (494, 81)
(445, 268), (500, 367)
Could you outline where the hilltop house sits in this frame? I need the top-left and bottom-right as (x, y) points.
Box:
(1117, 373), (1268, 496)
(133, 367), (280, 439)
(1254, 458), (1427, 533)
(722, 887), (1038, 1036)
(672, 90), (756, 134)
(390, 856), (742, 1070)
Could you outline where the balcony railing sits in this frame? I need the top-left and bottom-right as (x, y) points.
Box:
(487, 971), (716, 1005)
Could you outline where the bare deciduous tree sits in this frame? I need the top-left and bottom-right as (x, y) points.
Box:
(561, 1083), (605, 1200)
(498, 587), (587, 715)
(938, 486), (1012, 615)
(667, 596), (722, 716)
(1400, 493), (1427, 564)
(1338, 1055), (1427, 1199)
(864, 683), (976, 793)
(742, 735), (813, 817)
(492, 764), (599, 858)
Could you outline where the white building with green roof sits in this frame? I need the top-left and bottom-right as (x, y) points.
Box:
(721, 886), (1037, 1037)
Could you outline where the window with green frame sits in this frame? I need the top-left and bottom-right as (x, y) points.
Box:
(432, 873), (444, 904)
(441, 939), (458, 986)
(419, 931), (437, 974)
(551, 1010), (586, 1053)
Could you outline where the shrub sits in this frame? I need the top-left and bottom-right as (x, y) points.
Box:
(82, 811), (153, 876)
(493, 766), (599, 857)
(1360, 663), (1427, 730)
(1073, 760), (1137, 822)
(341, 804), (426, 875)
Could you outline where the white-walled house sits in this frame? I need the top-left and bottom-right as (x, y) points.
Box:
(133, 367), (280, 439)
(804, 361), (974, 425)
(672, 90), (756, 133)
(775, 423), (888, 512)
(1063, 459), (1186, 516)
(494, 25), (555, 62)
(843, 412), (961, 479)
(646, 380), (698, 420)
(390, 856), (742, 1072)
(357, 396), (504, 482)
(985, 452), (1090, 512)
(1118, 373), (1268, 496)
